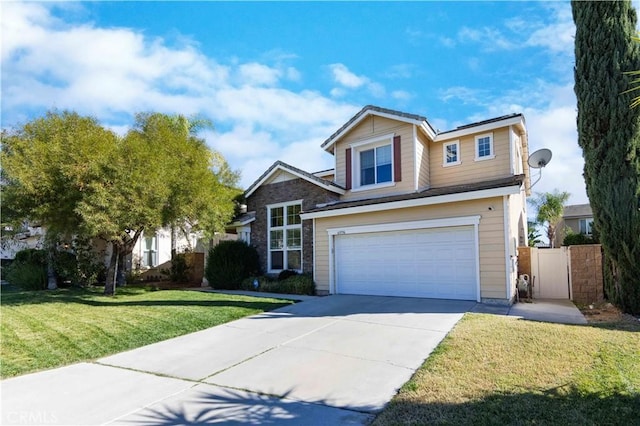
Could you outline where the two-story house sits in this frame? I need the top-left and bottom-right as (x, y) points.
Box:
(553, 203), (594, 247)
(236, 105), (530, 305)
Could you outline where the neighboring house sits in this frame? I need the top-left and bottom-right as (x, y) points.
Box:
(130, 227), (209, 272)
(554, 203), (594, 247)
(238, 105), (530, 304)
(1, 225), (45, 260)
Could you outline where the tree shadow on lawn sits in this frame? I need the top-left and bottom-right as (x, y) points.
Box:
(375, 386), (640, 426)
(119, 385), (375, 425)
(0, 288), (293, 311)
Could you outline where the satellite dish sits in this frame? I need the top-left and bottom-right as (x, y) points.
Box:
(528, 148), (552, 169)
(527, 148), (553, 189)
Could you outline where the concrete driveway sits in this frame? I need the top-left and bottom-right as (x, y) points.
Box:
(1, 295), (475, 425)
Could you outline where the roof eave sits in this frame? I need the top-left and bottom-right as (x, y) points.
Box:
(322, 108), (434, 153)
(434, 115), (525, 141)
(244, 162), (346, 198)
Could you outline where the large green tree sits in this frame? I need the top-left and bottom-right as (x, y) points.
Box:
(529, 190), (570, 248)
(573, 1), (640, 314)
(2, 111), (240, 295)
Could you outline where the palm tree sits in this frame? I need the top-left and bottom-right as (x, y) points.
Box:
(528, 190), (571, 248)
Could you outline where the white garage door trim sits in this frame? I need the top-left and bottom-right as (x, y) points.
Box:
(327, 215), (481, 302)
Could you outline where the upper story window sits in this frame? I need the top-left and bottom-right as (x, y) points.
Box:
(443, 140), (461, 167)
(475, 133), (494, 161)
(579, 218), (593, 235)
(268, 201), (302, 272)
(360, 144), (392, 185)
(347, 133), (400, 191)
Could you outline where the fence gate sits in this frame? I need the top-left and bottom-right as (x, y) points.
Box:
(534, 248), (570, 299)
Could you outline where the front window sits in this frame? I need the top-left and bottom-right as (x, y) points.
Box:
(475, 133), (494, 160)
(142, 235), (158, 268)
(268, 202), (302, 272)
(360, 144), (392, 186)
(579, 218), (593, 235)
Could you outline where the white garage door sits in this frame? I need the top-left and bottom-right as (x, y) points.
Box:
(335, 226), (477, 300)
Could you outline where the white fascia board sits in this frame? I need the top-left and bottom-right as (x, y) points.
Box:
(327, 215), (481, 236)
(300, 184), (522, 220)
(246, 165), (345, 198)
(228, 217), (256, 227)
(434, 116), (525, 142)
(323, 110), (432, 152)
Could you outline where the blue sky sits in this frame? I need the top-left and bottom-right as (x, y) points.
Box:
(2, 1), (601, 207)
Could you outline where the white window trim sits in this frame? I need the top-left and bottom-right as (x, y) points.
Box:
(266, 200), (303, 273)
(579, 217), (593, 235)
(141, 232), (158, 269)
(442, 140), (461, 167)
(475, 132), (495, 161)
(350, 133), (395, 189)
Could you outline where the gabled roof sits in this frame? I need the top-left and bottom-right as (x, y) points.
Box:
(301, 174), (525, 218)
(562, 203), (592, 219)
(228, 211), (256, 227)
(244, 160), (346, 198)
(321, 105), (437, 152)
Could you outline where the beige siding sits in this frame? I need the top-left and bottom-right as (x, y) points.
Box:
(313, 197), (507, 300)
(264, 170), (297, 185)
(334, 116), (416, 200)
(417, 131), (430, 190)
(430, 127), (512, 187)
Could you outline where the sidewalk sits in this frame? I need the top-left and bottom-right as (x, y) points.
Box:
(472, 298), (588, 325)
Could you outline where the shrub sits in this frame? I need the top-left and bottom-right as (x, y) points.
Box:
(278, 269), (298, 281)
(162, 253), (191, 282)
(563, 232), (597, 246)
(241, 273), (315, 296)
(205, 240), (260, 289)
(5, 249), (47, 290)
(52, 250), (77, 286)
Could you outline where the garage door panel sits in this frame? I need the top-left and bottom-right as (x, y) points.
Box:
(335, 226), (477, 300)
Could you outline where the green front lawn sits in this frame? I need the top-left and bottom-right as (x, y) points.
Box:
(374, 313), (640, 425)
(0, 286), (292, 378)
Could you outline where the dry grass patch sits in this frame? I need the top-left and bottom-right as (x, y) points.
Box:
(374, 313), (640, 425)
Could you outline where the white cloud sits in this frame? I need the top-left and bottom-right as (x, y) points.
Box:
(328, 63), (388, 98)
(1, 2), (360, 189)
(458, 26), (515, 51)
(329, 63), (367, 88)
(391, 90), (413, 101)
(238, 63), (281, 86)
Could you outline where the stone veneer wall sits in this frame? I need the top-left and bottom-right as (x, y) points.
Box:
(246, 178), (341, 275)
(569, 244), (604, 304)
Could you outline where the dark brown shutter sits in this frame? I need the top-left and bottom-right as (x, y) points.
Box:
(393, 135), (401, 182)
(345, 148), (352, 190)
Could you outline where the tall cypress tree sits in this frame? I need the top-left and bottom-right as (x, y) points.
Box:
(573, 0), (640, 314)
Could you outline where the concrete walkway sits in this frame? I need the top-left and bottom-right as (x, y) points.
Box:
(472, 298), (588, 325)
(1, 295), (475, 426)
